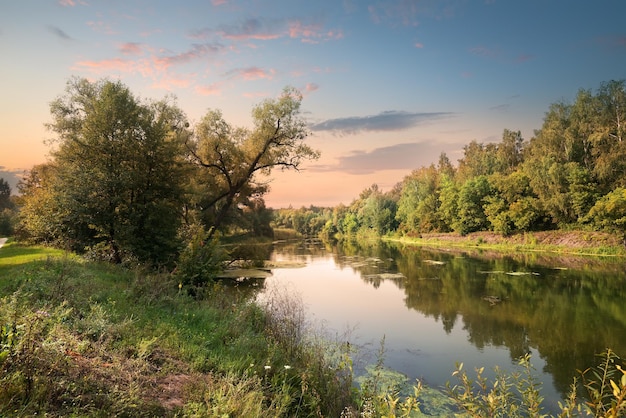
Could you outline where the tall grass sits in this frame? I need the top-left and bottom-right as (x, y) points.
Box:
(0, 243), (357, 416)
(1, 242), (625, 417)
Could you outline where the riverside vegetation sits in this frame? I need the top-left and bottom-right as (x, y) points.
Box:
(1, 77), (626, 415)
(1, 239), (626, 417)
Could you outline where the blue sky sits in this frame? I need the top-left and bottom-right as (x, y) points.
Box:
(2, 0), (626, 207)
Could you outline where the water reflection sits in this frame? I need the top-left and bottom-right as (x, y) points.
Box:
(324, 240), (626, 397)
(260, 238), (626, 411)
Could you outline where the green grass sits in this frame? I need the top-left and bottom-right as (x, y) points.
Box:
(1, 241), (625, 417)
(0, 242), (354, 417)
(0, 239), (68, 266)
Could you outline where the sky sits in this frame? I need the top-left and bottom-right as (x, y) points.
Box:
(2, 0), (626, 208)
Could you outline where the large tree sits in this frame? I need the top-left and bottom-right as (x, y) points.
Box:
(30, 77), (190, 264)
(188, 87), (319, 237)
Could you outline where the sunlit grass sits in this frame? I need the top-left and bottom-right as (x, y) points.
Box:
(0, 239), (68, 266)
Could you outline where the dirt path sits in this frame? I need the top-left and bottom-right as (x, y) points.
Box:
(0, 238), (7, 249)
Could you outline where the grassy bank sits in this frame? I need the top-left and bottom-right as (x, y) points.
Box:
(1, 240), (625, 417)
(0, 241), (354, 417)
(387, 230), (626, 257)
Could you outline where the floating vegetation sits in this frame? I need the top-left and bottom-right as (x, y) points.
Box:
(478, 270), (505, 274)
(423, 259), (446, 265)
(362, 272), (406, 281)
(483, 295), (503, 305)
(263, 260), (307, 269)
(505, 271), (540, 276)
(216, 268), (273, 279)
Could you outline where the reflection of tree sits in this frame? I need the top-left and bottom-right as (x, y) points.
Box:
(337, 240), (626, 398)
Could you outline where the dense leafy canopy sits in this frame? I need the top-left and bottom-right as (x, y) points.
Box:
(275, 80), (626, 242)
(17, 78), (317, 266)
(187, 87), (318, 238)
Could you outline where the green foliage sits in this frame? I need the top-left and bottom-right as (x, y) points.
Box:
(0, 178), (12, 211)
(18, 78), (189, 265)
(0, 208), (17, 236)
(586, 188), (626, 236)
(358, 184), (398, 235)
(447, 354), (546, 417)
(396, 166), (443, 235)
(0, 245), (362, 417)
(175, 224), (227, 288)
(347, 338), (423, 417)
(189, 86), (319, 237)
(453, 176), (492, 235)
(443, 350), (626, 418)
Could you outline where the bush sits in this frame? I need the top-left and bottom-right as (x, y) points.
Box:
(175, 224), (227, 289)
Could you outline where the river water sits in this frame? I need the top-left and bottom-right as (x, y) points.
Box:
(255, 238), (626, 413)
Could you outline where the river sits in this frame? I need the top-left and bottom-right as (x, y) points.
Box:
(254, 238), (626, 414)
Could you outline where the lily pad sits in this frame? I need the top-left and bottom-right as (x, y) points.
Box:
(264, 260), (307, 269)
(217, 269), (273, 279)
(423, 259), (446, 265)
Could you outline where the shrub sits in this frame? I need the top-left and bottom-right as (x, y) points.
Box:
(175, 224), (227, 289)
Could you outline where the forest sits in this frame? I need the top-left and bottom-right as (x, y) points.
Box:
(274, 80), (626, 244)
(1, 78), (626, 267)
(1, 77), (317, 269)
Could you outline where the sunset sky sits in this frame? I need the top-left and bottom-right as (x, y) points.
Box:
(2, 0), (626, 208)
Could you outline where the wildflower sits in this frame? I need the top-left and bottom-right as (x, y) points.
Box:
(264, 365), (271, 370)
(284, 365), (292, 370)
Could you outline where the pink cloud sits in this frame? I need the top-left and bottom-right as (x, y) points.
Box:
(289, 20), (344, 43)
(305, 83), (319, 93)
(152, 74), (193, 90)
(225, 67), (275, 81)
(59, 0), (86, 6)
(74, 58), (136, 74)
(196, 83), (222, 96)
(152, 43), (222, 71)
(414, 42), (424, 48)
(119, 42), (143, 55)
(211, 0), (227, 5)
(201, 17), (342, 44)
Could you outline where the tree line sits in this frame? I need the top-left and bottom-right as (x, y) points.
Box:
(274, 80), (626, 242)
(7, 77), (318, 268)
(5, 78), (626, 268)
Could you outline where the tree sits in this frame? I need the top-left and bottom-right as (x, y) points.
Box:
(496, 129), (524, 174)
(188, 87), (319, 237)
(396, 165), (442, 234)
(456, 140), (499, 182)
(453, 176), (491, 235)
(28, 77), (190, 264)
(586, 188), (626, 244)
(358, 186), (397, 235)
(16, 163), (66, 244)
(483, 172), (542, 235)
(591, 80), (626, 190)
(0, 178), (11, 210)
(0, 179), (16, 235)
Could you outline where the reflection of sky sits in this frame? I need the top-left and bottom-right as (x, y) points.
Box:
(263, 252), (562, 413)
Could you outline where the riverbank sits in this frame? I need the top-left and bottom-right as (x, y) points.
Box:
(2, 240), (625, 416)
(388, 230), (626, 257)
(0, 241), (354, 417)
